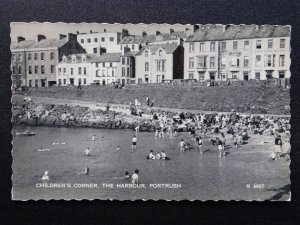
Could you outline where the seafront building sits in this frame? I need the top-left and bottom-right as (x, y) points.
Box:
(11, 33), (85, 88)
(77, 30), (122, 54)
(135, 43), (184, 84)
(184, 25), (291, 81)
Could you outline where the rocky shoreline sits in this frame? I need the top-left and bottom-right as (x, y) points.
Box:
(12, 102), (163, 131)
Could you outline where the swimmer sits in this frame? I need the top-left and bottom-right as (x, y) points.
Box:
(101, 136), (105, 140)
(131, 169), (139, 184)
(113, 171), (131, 180)
(179, 139), (185, 151)
(91, 135), (96, 142)
(85, 147), (91, 156)
(116, 146), (121, 150)
(161, 150), (167, 160)
(41, 171), (49, 181)
(132, 135), (137, 150)
(38, 147), (50, 152)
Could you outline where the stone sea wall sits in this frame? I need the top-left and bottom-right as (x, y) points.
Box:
(12, 102), (162, 131)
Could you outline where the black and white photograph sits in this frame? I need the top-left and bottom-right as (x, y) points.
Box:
(11, 22), (291, 201)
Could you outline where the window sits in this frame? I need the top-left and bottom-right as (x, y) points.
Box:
(35, 79), (38, 87)
(112, 70), (115, 77)
(255, 55), (261, 67)
(132, 45), (135, 50)
(145, 51), (148, 57)
(63, 79), (66, 85)
(41, 52), (45, 60)
(198, 72), (205, 80)
(266, 70), (273, 79)
(199, 42), (204, 51)
(78, 78), (82, 84)
(51, 65), (54, 73)
(122, 67), (125, 76)
(82, 56), (86, 62)
(198, 56), (206, 68)
(58, 79), (61, 85)
(221, 57), (226, 68)
(63, 68), (66, 74)
(71, 68), (73, 75)
(17, 54), (22, 62)
(210, 57), (215, 68)
(63, 56), (67, 62)
(244, 56), (249, 67)
(162, 61), (165, 72)
(265, 55), (275, 67)
(94, 38), (98, 42)
(231, 57), (239, 67)
(145, 62), (149, 71)
(127, 68), (130, 76)
(84, 67), (87, 75)
(189, 58), (194, 69)
(279, 55), (285, 67)
(109, 63), (112, 67)
(233, 41), (238, 50)
(157, 61), (161, 71)
(231, 71), (238, 79)
(189, 73), (194, 79)
(244, 40), (250, 50)
(243, 72), (249, 80)
(93, 48), (97, 53)
(78, 67), (82, 75)
(210, 42), (216, 51)
(256, 40), (261, 49)
(127, 58), (130, 64)
(102, 62), (105, 67)
(221, 72), (226, 80)
(159, 50), (163, 56)
(29, 80), (32, 87)
(35, 66), (38, 74)
(50, 52), (54, 60)
(122, 58), (125, 65)
(87, 38), (91, 43)
(41, 65), (45, 74)
(110, 37), (114, 42)
(279, 71), (285, 78)
(28, 66), (32, 74)
(101, 37), (105, 42)
(221, 42), (226, 51)
(27, 53), (32, 60)
(189, 43), (195, 52)
(268, 39), (273, 49)
(84, 78), (87, 84)
(34, 53), (38, 60)
(81, 39), (84, 43)
(12, 54), (16, 62)
(280, 39), (285, 48)
(255, 72), (260, 80)
(12, 66), (16, 74)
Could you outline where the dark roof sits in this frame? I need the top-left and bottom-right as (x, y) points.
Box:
(186, 25), (291, 42)
(122, 51), (138, 57)
(11, 38), (68, 50)
(136, 43), (179, 56)
(93, 53), (121, 63)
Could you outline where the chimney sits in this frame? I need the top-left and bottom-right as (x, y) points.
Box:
(122, 29), (129, 38)
(123, 46), (130, 55)
(37, 34), (46, 42)
(90, 30), (93, 34)
(255, 25), (260, 31)
(169, 29), (174, 35)
(222, 25), (230, 32)
(185, 28), (189, 32)
(142, 31), (147, 37)
(155, 31), (161, 36)
(104, 28), (107, 33)
(193, 25), (200, 32)
(76, 31), (79, 35)
(17, 36), (25, 43)
(99, 47), (106, 55)
(67, 33), (77, 41)
(59, 34), (67, 40)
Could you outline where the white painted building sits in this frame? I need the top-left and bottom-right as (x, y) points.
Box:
(184, 25), (291, 81)
(77, 31), (121, 54)
(135, 43), (184, 84)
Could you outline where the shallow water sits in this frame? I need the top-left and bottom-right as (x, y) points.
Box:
(12, 126), (290, 200)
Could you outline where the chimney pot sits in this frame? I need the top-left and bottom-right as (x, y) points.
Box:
(17, 36), (25, 43)
(37, 34), (46, 42)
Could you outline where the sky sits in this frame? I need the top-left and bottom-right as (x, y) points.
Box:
(10, 22), (196, 42)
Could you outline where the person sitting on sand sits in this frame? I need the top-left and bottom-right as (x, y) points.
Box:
(148, 150), (155, 160)
(78, 167), (89, 175)
(161, 151), (167, 160)
(85, 147), (91, 156)
(42, 171), (49, 181)
(156, 152), (161, 160)
(131, 169), (139, 184)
